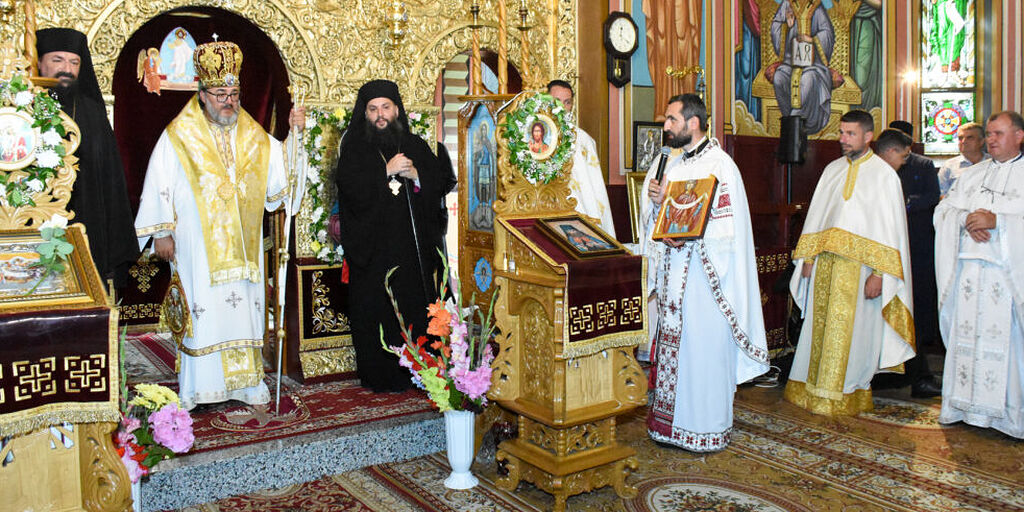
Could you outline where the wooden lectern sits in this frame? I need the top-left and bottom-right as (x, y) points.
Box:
(0, 46), (130, 512)
(486, 92), (648, 511)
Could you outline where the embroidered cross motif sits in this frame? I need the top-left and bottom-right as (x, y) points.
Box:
(983, 369), (997, 391)
(962, 278), (974, 301)
(956, 319), (973, 339)
(985, 323), (1004, 340)
(991, 282), (1004, 303)
(225, 292), (242, 308)
(192, 303), (205, 319)
(160, 187), (171, 203)
(254, 299), (262, 312)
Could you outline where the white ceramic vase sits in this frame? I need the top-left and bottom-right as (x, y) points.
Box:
(443, 409), (478, 489)
(131, 478), (142, 512)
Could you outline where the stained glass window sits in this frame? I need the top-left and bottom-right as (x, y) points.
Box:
(921, 0), (976, 89)
(920, 0), (976, 155)
(921, 92), (975, 155)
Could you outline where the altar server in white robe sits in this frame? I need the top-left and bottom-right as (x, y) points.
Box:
(639, 93), (769, 451)
(786, 109), (916, 417)
(935, 111), (1024, 438)
(135, 41), (305, 410)
(547, 80), (616, 237)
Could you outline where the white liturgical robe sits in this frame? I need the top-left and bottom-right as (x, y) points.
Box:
(136, 110), (289, 411)
(638, 137), (769, 451)
(786, 151), (916, 416)
(569, 128), (616, 237)
(935, 152), (1024, 439)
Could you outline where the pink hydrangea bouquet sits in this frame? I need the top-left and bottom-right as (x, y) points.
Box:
(381, 254), (498, 413)
(113, 383), (195, 482)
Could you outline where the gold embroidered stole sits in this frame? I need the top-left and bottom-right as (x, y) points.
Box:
(784, 252), (876, 415)
(793, 226), (915, 350)
(166, 96), (270, 285)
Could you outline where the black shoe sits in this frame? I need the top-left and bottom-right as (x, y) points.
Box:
(911, 377), (942, 398)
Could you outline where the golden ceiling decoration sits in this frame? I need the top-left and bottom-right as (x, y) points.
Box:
(6, 0), (577, 108)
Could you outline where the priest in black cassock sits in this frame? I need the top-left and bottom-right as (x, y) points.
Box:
(36, 28), (139, 287)
(334, 80), (447, 392)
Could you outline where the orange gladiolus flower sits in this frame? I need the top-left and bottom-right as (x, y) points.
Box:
(427, 300), (452, 337)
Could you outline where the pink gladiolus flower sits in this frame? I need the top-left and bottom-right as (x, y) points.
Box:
(150, 403), (195, 454)
(396, 347), (413, 369)
(122, 415), (142, 433)
(120, 444), (147, 483)
(449, 321), (468, 344)
(454, 364), (492, 399)
(115, 428), (137, 448)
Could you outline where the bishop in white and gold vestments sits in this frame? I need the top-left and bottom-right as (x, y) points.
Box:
(935, 112), (1024, 439)
(135, 41), (298, 410)
(787, 150), (916, 416)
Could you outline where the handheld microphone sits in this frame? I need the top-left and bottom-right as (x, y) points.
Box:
(654, 146), (671, 182)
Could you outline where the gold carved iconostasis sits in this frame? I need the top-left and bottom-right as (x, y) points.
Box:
(0, 0), (578, 380)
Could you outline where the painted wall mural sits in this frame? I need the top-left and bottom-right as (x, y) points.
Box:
(643, 0), (703, 115)
(733, 0), (882, 139)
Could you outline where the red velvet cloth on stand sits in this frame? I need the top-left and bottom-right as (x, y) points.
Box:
(508, 218), (645, 345)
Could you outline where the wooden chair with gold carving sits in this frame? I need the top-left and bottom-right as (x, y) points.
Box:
(486, 91), (648, 512)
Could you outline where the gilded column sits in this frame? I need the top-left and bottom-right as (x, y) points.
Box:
(498, 0), (508, 93)
(24, 0), (37, 76)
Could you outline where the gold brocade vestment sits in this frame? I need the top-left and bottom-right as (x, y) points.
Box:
(786, 151), (915, 416)
(165, 95), (270, 286)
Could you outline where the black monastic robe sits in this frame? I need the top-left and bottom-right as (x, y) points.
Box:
(335, 130), (446, 392)
(60, 92), (140, 287)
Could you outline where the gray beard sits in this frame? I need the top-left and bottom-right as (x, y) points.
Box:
(204, 101), (239, 126)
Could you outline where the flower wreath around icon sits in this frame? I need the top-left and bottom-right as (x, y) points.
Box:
(0, 77), (78, 293)
(303, 106), (434, 264)
(501, 91), (576, 184)
(0, 75), (70, 207)
(380, 251), (499, 413)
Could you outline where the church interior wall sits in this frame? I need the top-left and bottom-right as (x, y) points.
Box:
(5, 0), (1020, 245)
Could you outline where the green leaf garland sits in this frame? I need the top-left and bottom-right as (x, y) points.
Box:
(500, 92), (576, 184)
(0, 75), (69, 208)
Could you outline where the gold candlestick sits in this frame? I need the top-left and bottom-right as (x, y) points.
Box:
(498, 0), (508, 94)
(470, 2), (483, 95)
(517, 1), (531, 86)
(548, 0), (558, 79)
(24, 0), (38, 77)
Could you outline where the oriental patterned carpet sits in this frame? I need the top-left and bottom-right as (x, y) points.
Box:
(175, 385), (1024, 512)
(124, 333), (436, 455)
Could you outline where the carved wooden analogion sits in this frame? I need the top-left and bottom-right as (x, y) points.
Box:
(487, 92), (647, 512)
(0, 38), (129, 512)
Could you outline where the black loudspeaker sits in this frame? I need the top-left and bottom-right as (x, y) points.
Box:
(778, 115), (806, 164)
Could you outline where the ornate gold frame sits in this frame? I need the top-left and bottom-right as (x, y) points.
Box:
(0, 225), (107, 312)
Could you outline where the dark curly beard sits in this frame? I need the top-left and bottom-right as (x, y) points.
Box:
(365, 117), (405, 156)
(51, 74), (79, 107)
